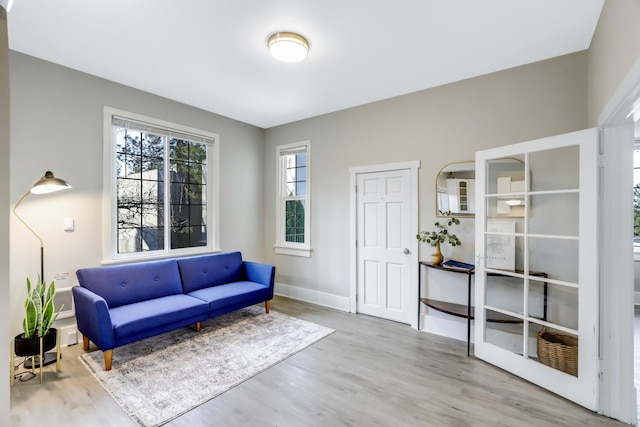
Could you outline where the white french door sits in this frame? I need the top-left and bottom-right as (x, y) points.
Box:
(356, 168), (414, 324)
(474, 128), (599, 410)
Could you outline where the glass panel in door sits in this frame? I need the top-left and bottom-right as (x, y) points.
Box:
(474, 128), (598, 411)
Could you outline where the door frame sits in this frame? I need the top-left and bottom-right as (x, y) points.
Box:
(596, 56), (640, 423)
(349, 160), (420, 328)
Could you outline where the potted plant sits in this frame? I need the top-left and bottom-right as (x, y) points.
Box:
(14, 277), (63, 358)
(416, 217), (461, 265)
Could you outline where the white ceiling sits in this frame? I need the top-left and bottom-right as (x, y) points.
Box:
(6, 1), (604, 129)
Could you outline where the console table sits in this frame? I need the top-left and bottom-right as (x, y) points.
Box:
(418, 261), (547, 357)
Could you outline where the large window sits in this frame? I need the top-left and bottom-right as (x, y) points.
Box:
(275, 141), (311, 257)
(104, 107), (219, 261)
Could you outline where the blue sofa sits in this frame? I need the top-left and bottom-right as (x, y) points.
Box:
(73, 252), (275, 371)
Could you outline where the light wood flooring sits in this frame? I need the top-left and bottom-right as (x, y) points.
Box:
(11, 296), (628, 427)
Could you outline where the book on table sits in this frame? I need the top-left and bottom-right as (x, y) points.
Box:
(441, 259), (475, 271)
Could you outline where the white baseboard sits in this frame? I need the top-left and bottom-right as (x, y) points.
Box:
(635, 292), (640, 305)
(421, 313), (537, 358)
(420, 313), (470, 343)
(274, 282), (350, 312)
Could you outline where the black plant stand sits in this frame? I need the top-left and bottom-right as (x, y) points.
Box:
(10, 329), (61, 385)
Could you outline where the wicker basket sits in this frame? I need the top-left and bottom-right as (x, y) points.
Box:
(536, 327), (578, 377)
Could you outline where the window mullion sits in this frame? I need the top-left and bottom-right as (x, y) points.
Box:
(163, 135), (171, 253)
(138, 137), (144, 251)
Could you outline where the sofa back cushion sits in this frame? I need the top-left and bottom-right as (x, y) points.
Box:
(177, 252), (243, 293)
(76, 259), (183, 308)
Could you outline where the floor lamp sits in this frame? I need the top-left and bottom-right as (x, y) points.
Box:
(13, 170), (72, 367)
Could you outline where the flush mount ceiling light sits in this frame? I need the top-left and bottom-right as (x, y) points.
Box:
(268, 32), (309, 63)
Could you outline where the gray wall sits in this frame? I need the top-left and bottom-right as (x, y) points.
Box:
(588, 0), (640, 126)
(588, 1), (640, 293)
(1, 7), (9, 426)
(263, 52), (589, 301)
(8, 52), (266, 336)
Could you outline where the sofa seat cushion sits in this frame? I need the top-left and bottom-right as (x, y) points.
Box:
(110, 294), (208, 339)
(188, 281), (269, 311)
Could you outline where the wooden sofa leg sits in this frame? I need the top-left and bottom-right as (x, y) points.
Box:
(83, 335), (90, 351)
(104, 349), (113, 371)
(195, 322), (201, 332)
(265, 300), (271, 314)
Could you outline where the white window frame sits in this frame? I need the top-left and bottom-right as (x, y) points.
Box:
(274, 140), (311, 257)
(102, 106), (220, 263)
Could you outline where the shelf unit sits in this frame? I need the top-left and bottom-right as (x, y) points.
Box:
(418, 261), (547, 356)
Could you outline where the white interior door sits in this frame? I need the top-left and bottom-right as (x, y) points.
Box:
(356, 169), (413, 324)
(474, 128), (599, 410)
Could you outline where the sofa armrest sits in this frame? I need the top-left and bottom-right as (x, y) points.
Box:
(243, 261), (275, 291)
(72, 286), (116, 351)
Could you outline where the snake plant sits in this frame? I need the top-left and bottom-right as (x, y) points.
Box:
(22, 277), (62, 338)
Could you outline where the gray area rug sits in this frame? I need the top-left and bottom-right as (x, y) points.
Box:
(79, 305), (334, 427)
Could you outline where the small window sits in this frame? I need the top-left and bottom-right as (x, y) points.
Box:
(103, 107), (220, 262)
(275, 141), (311, 257)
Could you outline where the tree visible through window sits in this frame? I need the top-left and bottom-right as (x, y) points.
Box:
(285, 152), (306, 243)
(112, 115), (212, 255)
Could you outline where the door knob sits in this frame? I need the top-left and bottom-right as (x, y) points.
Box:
(403, 248), (410, 255)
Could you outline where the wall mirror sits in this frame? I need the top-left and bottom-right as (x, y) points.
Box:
(436, 161), (475, 217)
(436, 158), (526, 218)
(486, 156), (526, 218)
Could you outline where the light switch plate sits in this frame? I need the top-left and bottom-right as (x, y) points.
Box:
(64, 217), (74, 231)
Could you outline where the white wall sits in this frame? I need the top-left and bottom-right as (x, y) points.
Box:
(1, 7), (10, 427)
(8, 52), (266, 338)
(263, 52), (589, 308)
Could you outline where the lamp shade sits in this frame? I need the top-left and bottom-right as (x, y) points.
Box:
(30, 171), (72, 195)
(268, 32), (309, 63)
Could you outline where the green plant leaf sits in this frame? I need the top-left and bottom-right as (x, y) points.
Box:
(417, 217), (462, 250)
(22, 277), (64, 337)
(41, 281), (58, 335)
(23, 296), (37, 338)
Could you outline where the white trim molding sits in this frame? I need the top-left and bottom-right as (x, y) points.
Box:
(274, 282), (350, 312)
(419, 313), (470, 343)
(597, 57), (640, 423)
